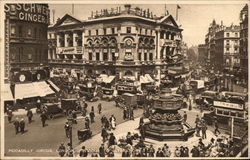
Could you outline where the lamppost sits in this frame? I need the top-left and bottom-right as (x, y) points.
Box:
(67, 118), (73, 149)
(230, 74), (234, 92)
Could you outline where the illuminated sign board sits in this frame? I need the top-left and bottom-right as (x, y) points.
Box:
(213, 101), (244, 110)
(4, 4), (50, 24)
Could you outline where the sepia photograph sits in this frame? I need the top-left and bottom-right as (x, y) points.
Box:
(0, 0), (249, 159)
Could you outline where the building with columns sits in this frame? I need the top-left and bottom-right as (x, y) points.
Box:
(48, 4), (183, 82)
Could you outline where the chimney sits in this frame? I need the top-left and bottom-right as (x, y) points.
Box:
(147, 9), (150, 18)
(124, 4), (131, 13)
(221, 20), (223, 26)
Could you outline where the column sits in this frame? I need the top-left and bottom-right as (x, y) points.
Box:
(163, 47), (166, 59)
(141, 49), (144, 61)
(100, 49), (103, 61)
(108, 49), (112, 61)
(119, 71), (122, 79)
(93, 51), (96, 61)
(156, 30), (161, 62)
(65, 32), (69, 47)
(56, 34), (60, 47)
(135, 71), (138, 80)
(73, 31), (77, 47)
(82, 30), (85, 47)
(156, 66), (161, 81)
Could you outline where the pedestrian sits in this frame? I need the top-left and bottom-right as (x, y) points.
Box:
(72, 110), (77, 124)
(214, 119), (220, 135)
(141, 147), (147, 157)
(191, 145), (200, 157)
(89, 111), (95, 123)
(66, 148), (74, 157)
(201, 121), (207, 139)
(85, 117), (90, 129)
(64, 122), (70, 138)
(40, 112), (47, 127)
(139, 117), (144, 129)
(99, 143), (105, 157)
(122, 148), (131, 157)
(58, 143), (66, 157)
(98, 103), (102, 114)
(129, 106), (134, 120)
(156, 148), (164, 157)
(183, 111), (187, 123)
(123, 107), (127, 120)
(139, 124), (146, 140)
(27, 109), (33, 123)
(91, 106), (94, 112)
(13, 118), (20, 134)
(126, 132), (133, 146)
(148, 144), (155, 157)
(19, 118), (25, 134)
(7, 109), (13, 123)
(101, 127), (109, 142)
(174, 147), (181, 157)
(79, 146), (88, 157)
(108, 133), (116, 147)
(109, 115), (116, 130)
(107, 149), (114, 157)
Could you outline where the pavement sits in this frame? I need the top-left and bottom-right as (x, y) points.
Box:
(73, 107), (221, 157)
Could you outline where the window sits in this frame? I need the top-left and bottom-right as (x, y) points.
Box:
(103, 52), (108, 61)
(140, 28), (142, 34)
(127, 27), (131, 33)
(28, 53), (32, 60)
(138, 53), (141, 60)
(235, 33), (238, 37)
(88, 30), (91, 36)
(160, 31), (164, 39)
(150, 30), (153, 35)
(234, 47), (237, 51)
(96, 29), (98, 35)
(103, 28), (106, 35)
(89, 52), (92, 60)
(27, 28), (32, 37)
(226, 33), (229, 37)
(226, 48), (229, 51)
(149, 53), (153, 60)
(18, 25), (23, 37)
(96, 52), (100, 61)
(10, 25), (16, 35)
(111, 28), (115, 34)
(145, 29), (147, 35)
(144, 52), (147, 61)
(112, 52), (116, 61)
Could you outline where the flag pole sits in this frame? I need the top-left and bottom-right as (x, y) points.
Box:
(176, 5), (178, 21)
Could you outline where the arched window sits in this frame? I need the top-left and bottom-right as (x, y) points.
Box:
(125, 70), (133, 76)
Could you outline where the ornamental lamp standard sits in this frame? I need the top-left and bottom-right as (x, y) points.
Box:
(230, 74), (234, 92)
(67, 118), (73, 149)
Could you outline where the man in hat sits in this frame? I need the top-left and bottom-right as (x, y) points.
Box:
(183, 111), (187, 123)
(58, 143), (66, 157)
(97, 103), (102, 114)
(7, 109), (13, 123)
(99, 143), (105, 157)
(19, 118), (25, 134)
(13, 117), (20, 134)
(79, 146), (88, 157)
(148, 144), (155, 157)
(26, 109), (33, 123)
(40, 111), (47, 127)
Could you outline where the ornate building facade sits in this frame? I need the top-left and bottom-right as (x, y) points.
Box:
(48, 4), (183, 82)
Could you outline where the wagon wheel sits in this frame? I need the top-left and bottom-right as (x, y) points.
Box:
(48, 114), (54, 120)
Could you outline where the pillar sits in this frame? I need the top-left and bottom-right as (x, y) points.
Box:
(135, 71), (138, 80)
(119, 71), (122, 79)
(65, 32), (69, 47)
(82, 30), (85, 47)
(163, 47), (166, 59)
(73, 32), (77, 47)
(156, 30), (161, 62)
(156, 66), (161, 82)
(56, 34), (60, 47)
(100, 49), (103, 61)
(141, 49), (144, 61)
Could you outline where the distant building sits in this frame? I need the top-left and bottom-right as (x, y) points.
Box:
(214, 25), (240, 72)
(239, 4), (248, 84)
(198, 44), (207, 65)
(48, 4), (183, 82)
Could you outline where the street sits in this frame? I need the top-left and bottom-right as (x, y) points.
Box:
(4, 100), (143, 157)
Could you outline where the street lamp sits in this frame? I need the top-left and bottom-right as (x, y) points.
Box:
(67, 118), (73, 149)
(230, 74), (234, 92)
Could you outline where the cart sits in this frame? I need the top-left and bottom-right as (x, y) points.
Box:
(77, 129), (92, 141)
(42, 103), (64, 119)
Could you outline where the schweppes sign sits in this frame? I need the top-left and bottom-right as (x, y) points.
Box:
(4, 4), (50, 24)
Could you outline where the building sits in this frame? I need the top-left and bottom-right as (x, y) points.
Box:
(48, 4), (183, 82)
(4, 4), (50, 84)
(198, 44), (207, 65)
(205, 20), (220, 70)
(239, 4), (248, 84)
(214, 24), (240, 72)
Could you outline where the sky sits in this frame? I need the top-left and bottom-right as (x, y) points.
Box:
(49, 2), (247, 47)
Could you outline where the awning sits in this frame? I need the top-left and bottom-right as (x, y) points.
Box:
(15, 83), (40, 100)
(47, 80), (60, 92)
(2, 84), (14, 101)
(33, 81), (55, 97)
(103, 76), (115, 84)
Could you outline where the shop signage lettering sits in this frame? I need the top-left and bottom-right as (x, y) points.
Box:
(214, 101), (244, 110)
(57, 47), (83, 54)
(4, 4), (50, 24)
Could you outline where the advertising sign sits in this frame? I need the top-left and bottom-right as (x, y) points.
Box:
(4, 4), (50, 24)
(214, 101), (244, 110)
